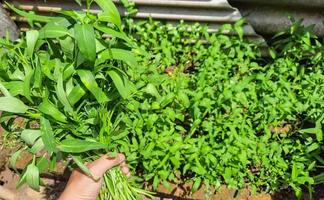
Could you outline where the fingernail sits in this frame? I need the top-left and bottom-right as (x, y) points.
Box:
(119, 154), (125, 160)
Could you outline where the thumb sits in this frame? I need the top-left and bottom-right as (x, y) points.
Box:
(87, 153), (125, 178)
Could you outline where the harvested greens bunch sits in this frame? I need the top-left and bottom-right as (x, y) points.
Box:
(0, 0), (151, 199)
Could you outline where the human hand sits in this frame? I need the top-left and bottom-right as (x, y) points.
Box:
(59, 153), (130, 200)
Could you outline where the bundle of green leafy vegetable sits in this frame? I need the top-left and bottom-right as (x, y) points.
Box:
(0, 0), (151, 199)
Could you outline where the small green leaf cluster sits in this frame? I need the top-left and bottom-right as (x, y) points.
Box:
(118, 19), (324, 196)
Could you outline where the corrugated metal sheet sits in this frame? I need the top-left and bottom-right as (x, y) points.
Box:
(5, 0), (261, 39)
(228, 0), (324, 37)
(2, 0), (324, 39)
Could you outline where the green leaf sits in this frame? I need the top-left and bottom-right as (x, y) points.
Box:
(292, 185), (302, 199)
(300, 122), (323, 142)
(234, 19), (245, 40)
(162, 180), (172, 192)
(178, 92), (190, 108)
(63, 64), (76, 81)
(97, 48), (138, 67)
(6, 3), (57, 23)
(10, 149), (23, 173)
(48, 17), (72, 28)
(0, 96), (29, 113)
(16, 169), (28, 189)
(39, 24), (71, 39)
(33, 65), (42, 89)
(269, 48), (276, 59)
(26, 30), (39, 57)
(23, 69), (34, 103)
(0, 82), (12, 96)
(77, 70), (109, 103)
(49, 154), (57, 171)
(153, 175), (159, 190)
(38, 99), (67, 123)
(56, 71), (73, 112)
(74, 0), (82, 6)
(71, 156), (93, 177)
(2, 81), (24, 96)
(58, 138), (106, 153)
(95, 0), (121, 28)
(291, 162), (298, 181)
(143, 83), (160, 99)
(74, 24), (96, 62)
(21, 129), (42, 146)
(40, 117), (56, 154)
(107, 69), (131, 99)
(94, 24), (131, 43)
(59, 36), (75, 60)
(26, 162), (40, 191)
(67, 84), (86, 106)
(36, 156), (50, 173)
(192, 178), (201, 193)
(29, 139), (45, 154)
(315, 120), (323, 142)
(314, 173), (324, 184)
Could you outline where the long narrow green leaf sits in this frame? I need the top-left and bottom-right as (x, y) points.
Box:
(10, 149), (23, 173)
(2, 81), (24, 96)
(77, 70), (109, 103)
(56, 72), (73, 112)
(0, 82), (12, 96)
(16, 169), (28, 189)
(39, 24), (71, 39)
(300, 122), (323, 142)
(107, 69), (130, 99)
(23, 69), (34, 103)
(74, 24), (96, 62)
(94, 24), (131, 43)
(314, 173), (324, 184)
(63, 64), (75, 80)
(94, 0), (121, 28)
(58, 138), (106, 153)
(36, 156), (50, 173)
(6, 3), (57, 23)
(29, 138), (45, 154)
(0, 37), (15, 49)
(33, 64), (42, 89)
(67, 84), (86, 106)
(71, 156), (93, 177)
(97, 48), (138, 67)
(21, 129), (42, 146)
(47, 17), (72, 28)
(26, 162), (40, 191)
(26, 30), (39, 57)
(59, 36), (75, 60)
(40, 117), (56, 154)
(0, 96), (29, 113)
(38, 100), (67, 123)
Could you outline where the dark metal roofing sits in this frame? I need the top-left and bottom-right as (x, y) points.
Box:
(5, 0), (261, 38)
(228, 0), (324, 37)
(2, 0), (324, 39)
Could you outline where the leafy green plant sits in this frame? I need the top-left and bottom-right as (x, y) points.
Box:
(117, 19), (324, 198)
(0, 0), (152, 199)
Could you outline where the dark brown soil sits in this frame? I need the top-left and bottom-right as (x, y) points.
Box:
(0, 124), (10, 174)
(155, 183), (272, 200)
